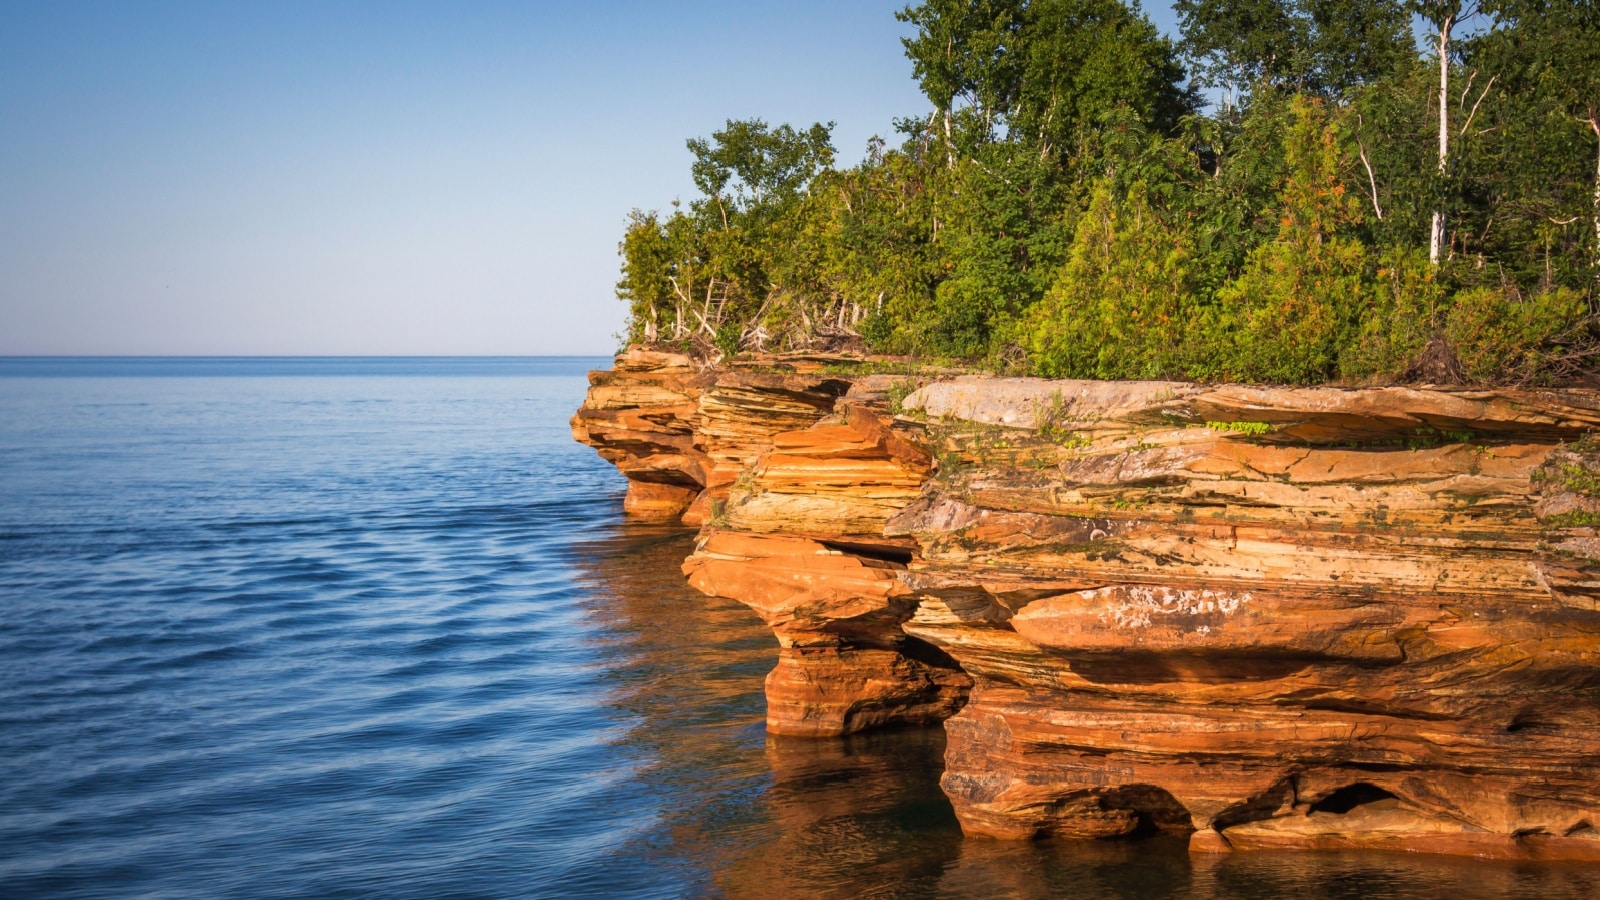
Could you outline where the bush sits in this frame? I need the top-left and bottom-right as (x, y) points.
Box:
(1201, 97), (1370, 384)
(1445, 286), (1592, 384)
(1015, 179), (1197, 379)
(1339, 247), (1443, 381)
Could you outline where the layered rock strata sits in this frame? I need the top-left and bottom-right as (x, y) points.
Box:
(570, 347), (853, 523)
(574, 352), (1600, 861)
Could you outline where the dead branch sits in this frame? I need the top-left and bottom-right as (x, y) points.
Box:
(1459, 74), (1497, 139)
(1356, 115), (1384, 221)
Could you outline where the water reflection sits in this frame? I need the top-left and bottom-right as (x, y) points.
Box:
(714, 730), (964, 898)
(569, 523), (1600, 899)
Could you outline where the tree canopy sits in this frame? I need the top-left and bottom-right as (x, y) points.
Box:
(614, 0), (1600, 384)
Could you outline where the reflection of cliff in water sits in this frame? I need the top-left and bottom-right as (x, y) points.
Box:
(715, 729), (963, 896)
(567, 524), (1600, 899)
(567, 524), (969, 894)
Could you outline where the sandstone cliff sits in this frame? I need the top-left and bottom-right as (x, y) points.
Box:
(573, 348), (1600, 862)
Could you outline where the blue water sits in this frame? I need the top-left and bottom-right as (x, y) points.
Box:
(2, 358), (1597, 899)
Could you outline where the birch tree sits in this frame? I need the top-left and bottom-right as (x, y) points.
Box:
(1412, 1), (1482, 265)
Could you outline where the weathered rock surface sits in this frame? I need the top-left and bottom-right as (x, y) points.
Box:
(570, 347), (851, 523)
(679, 385), (970, 736)
(574, 349), (1600, 862)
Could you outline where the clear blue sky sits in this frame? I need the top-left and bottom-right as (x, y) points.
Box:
(0, 1), (1180, 356)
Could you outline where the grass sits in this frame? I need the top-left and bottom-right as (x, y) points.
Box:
(1205, 420), (1273, 436)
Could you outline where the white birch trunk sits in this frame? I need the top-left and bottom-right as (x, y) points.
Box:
(1431, 13), (1455, 266)
(1591, 117), (1600, 277)
(943, 110), (955, 169)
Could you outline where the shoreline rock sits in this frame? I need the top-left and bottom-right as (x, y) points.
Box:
(572, 347), (1600, 861)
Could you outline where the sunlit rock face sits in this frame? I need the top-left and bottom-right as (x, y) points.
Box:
(575, 348), (1600, 861)
(570, 348), (709, 518)
(678, 391), (971, 735)
(570, 348), (852, 523)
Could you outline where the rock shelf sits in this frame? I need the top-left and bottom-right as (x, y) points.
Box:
(573, 347), (1600, 861)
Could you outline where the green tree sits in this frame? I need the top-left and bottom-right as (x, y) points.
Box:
(1016, 178), (1199, 378)
(898, 0), (1193, 159)
(609, 0), (1600, 383)
(897, 0), (1025, 160)
(765, 140), (940, 352)
(1468, 0), (1600, 281)
(1205, 97), (1373, 382)
(920, 147), (1074, 358)
(1175, 0), (1412, 99)
(687, 119), (836, 230)
(617, 206), (716, 344)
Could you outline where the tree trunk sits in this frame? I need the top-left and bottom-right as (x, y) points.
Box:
(1591, 116), (1600, 277)
(1431, 13), (1455, 266)
(943, 110), (955, 169)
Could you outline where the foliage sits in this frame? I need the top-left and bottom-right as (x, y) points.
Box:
(921, 148), (1074, 359)
(897, 0), (1193, 159)
(609, 0), (1600, 384)
(1445, 285), (1591, 383)
(1014, 178), (1197, 378)
(1206, 421), (1274, 435)
(1203, 97), (1372, 383)
(1175, 0), (1413, 98)
(687, 119), (835, 230)
(1339, 247), (1445, 381)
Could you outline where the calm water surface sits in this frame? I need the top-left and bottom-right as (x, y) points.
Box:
(2, 357), (1596, 898)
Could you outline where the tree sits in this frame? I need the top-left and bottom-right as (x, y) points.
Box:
(1016, 178), (1198, 378)
(1483, 0), (1600, 276)
(1175, 0), (1412, 100)
(610, 1), (1597, 380)
(898, 0), (1192, 159)
(1010, 0), (1191, 157)
(1411, 1), (1484, 265)
(766, 141), (940, 353)
(617, 207), (713, 344)
(1176, 0), (1308, 96)
(687, 119), (836, 230)
(1207, 97), (1372, 383)
(897, 0), (1025, 161)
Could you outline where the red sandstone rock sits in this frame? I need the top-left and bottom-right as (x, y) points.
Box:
(681, 526), (967, 736)
(571, 350), (853, 522)
(623, 481), (700, 518)
(576, 348), (1600, 862)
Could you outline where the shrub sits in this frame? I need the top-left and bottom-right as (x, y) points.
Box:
(1339, 247), (1444, 381)
(1445, 286), (1591, 385)
(1201, 97), (1371, 384)
(1015, 179), (1197, 379)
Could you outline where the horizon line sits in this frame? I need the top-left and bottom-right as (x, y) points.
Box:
(0, 353), (616, 359)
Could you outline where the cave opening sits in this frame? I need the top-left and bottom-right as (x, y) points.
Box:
(818, 539), (915, 566)
(1310, 783), (1400, 815)
(1099, 785), (1196, 837)
(1505, 711), (1557, 734)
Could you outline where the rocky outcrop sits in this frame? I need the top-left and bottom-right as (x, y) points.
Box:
(574, 349), (1600, 862)
(570, 347), (852, 523)
(680, 389), (971, 736)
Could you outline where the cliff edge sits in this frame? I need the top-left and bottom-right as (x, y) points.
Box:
(573, 346), (1600, 861)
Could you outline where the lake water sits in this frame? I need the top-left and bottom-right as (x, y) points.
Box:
(2, 357), (1596, 898)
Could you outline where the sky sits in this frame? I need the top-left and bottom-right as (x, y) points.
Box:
(0, 1), (1181, 356)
